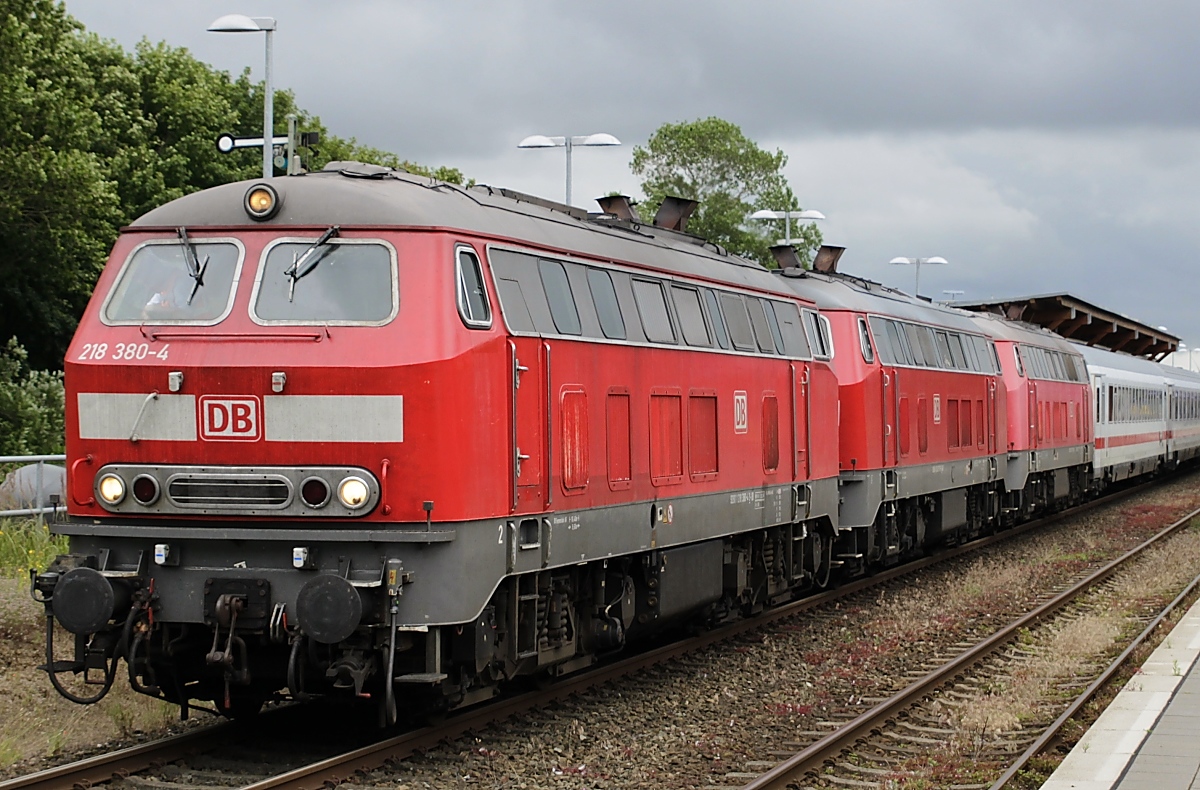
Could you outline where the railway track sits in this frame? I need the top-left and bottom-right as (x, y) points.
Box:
(2, 478), (1190, 790)
(735, 502), (1200, 790)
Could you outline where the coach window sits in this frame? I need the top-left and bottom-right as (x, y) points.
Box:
(632, 279), (676, 344)
(587, 268), (626, 340)
(672, 285), (711, 347)
(701, 289), (731, 350)
(858, 318), (875, 363)
(455, 247), (491, 328)
(720, 293), (756, 351)
(538, 259), (582, 335)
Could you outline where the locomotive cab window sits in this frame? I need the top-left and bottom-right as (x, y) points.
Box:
(252, 238), (396, 324)
(103, 238), (243, 325)
(858, 318), (875, 363)
(455, 247), (491, 328)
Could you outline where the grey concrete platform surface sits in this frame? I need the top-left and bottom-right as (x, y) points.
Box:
(1041, 595), (1200, 789)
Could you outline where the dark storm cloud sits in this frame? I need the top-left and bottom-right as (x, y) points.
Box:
(64, 1), (1200, 161)
(61, 1), (1200, 344)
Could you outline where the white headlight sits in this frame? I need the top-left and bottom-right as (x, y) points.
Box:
(337, 477), (369, 509)
(98, 474), (126, 504)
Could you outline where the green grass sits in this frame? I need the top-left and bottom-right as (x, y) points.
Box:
(0, 517), (67, 578)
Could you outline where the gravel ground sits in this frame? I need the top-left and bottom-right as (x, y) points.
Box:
(369, 475), (1200, 789)
(2, 473), (1198, 788)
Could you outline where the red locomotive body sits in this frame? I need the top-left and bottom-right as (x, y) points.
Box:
(773, 271), (1011, 568)
(970, 313), (1093, 516)
(42, 167), (842, 717)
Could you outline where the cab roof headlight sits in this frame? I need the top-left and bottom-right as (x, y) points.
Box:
(337, 476), (369, 509)
(98, 474), (126, 505)
(244, 183), (280, 221)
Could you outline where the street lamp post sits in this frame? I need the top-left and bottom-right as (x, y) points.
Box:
(517, 133), (621, 206)
(889, 256), (948, 298)
(748, 209), (826, 246)
(208, 14), (277, 180)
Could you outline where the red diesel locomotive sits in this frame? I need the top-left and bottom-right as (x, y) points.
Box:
(35, 164), (842, 719)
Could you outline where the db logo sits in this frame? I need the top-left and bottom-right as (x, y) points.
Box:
(199, 396), (261, 441)
(733, 391), (748, 434)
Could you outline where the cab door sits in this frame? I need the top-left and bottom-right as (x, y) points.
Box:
(510, 337), (547, 512)
(792, 362), (810, 480)
(881, 365), (899, 467)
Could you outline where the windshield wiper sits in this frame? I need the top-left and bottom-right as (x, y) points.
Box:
(176, 227), (209, 306)
(284, 225), (340, 302)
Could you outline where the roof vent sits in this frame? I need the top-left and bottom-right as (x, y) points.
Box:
(812, 245), (846, 274)
(596, 195), (641, 222)
(653, 196), (699, 232)
(769, 245), (805, 270)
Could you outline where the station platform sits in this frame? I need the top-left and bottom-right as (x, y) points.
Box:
(1041, 595), (1200, 789)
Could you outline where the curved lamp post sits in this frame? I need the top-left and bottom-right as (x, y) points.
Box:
(889, 256), (948, 298)
(749, 209), (826, 246)
(208, 14), (277, 179)
(517, 133), (621, 206)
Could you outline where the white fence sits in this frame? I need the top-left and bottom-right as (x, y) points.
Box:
(0, 454), (67, 526)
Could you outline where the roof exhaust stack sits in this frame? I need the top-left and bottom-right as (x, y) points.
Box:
(769, 245), (805, 270)
(812, 245), (846, 274)
(653, 196), (699, 232)
(596, 195), (642, 222)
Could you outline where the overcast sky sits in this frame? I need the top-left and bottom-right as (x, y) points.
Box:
(64, 1), (1200, 353)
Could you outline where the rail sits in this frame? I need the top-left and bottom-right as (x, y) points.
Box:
(740, 501), (1200, 790)
(0, 454), (65, 527)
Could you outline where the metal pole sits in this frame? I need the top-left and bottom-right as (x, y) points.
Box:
(564, 137), (573, 206)
(785, 213), (791, 246)
(263, 28), (274, 179)
(914, 259), (922, 297)
(35, 460), (44, 529)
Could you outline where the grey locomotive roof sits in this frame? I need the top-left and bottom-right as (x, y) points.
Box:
(773, 269), (985, 334)
(131, 163), (800, 300)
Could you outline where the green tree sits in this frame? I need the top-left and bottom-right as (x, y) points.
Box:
(0, 338), (65, 454)
(630, 117), (821, 267)
(0, 0), (123, 371)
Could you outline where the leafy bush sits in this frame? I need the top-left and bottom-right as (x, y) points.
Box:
(0, 338), (65, 455)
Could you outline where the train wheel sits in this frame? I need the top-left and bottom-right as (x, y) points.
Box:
(808, 530), (833, 589)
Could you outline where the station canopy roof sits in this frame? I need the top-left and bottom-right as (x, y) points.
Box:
(950, 293), (1179, 361)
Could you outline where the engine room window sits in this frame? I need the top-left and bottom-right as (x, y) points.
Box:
(702, 289), (731, 350)
(772, 302), (812, 358)
(632, 279), (676, 344)
(253, 239), (395, 324)
(103, 239), (241, 325)
(456, 247), (491, 328)
(671, 286), (711, 347)
(587, 268), (626, 340)
(719, 293), (755, 351)
(537, 259), (582, 335)
(747, 298), (777, 354)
